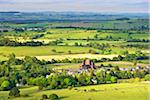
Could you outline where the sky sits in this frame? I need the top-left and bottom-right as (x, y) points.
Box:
(0, 0), (149, 13)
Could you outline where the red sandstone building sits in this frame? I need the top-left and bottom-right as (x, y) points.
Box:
(80, 59), (96, 69)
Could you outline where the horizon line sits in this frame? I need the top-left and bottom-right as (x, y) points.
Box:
(0, 10), (149, 14)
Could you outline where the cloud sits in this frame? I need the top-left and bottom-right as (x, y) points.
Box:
(0, 0), (149, 13)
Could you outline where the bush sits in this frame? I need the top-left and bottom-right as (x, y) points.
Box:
(144, 74), (150, 81)
(22, 94), (29, 97)
(84, 89), (87, 92)
(42, 94), (48, 99)
(90, 88), (96, 92)
(68, 86), (73, 90)
(88, 98), (92, 100)
(1, 80), (10, 91)
(38, 85), (44, 90)
(9, 87), (20, 97)
(49, 94), (59, 100)
(51, 49), (56, 52)
(110, 76), (117, 83)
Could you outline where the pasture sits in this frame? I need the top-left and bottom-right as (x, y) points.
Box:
(0, 83), (148, 100)
(0, 46), (100, 56)
(42, 28), (149, 40)
(0, 45), (143, 58)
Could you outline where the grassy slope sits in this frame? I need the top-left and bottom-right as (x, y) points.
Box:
(0, 83), (149, 100)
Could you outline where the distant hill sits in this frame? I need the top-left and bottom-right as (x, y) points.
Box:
(0, 12), (149, 23)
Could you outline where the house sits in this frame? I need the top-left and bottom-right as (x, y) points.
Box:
(80, 59), (96, 69)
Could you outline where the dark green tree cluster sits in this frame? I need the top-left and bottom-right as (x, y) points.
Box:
(0, 38), (43, 46)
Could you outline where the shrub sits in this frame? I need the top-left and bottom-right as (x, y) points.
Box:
(110, 76), (117, 83)
(144, 74), (150, 81)
(88, 98), (92, 100)
(22, 94), (29, 97)
(38, 85), (43, 90)
(42, 94), (48, 99)
(90, 88), (96, 92)
(9, 87), (20, 97)
(51, 49), (56, 52)
(84, 89), (87, 92)
(1, 80), (10, 91)
(49, 94), (59, 100)
(74, 88), (78, 90)
(68, 50), (72, 54)
(68, 86), (73, 90)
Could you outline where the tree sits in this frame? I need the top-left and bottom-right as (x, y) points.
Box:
(114, 66), (119, 71)
(123, 50), (129, 55)
(7, 53), (23, 65)
(9, 87), (20, 97)
(144, 74), (150, 81)
(108, 64), (112, 67)
(1, 80), (10, 91)
(64, 78), (72, 86)
(74, 42), (79, 46)
(94, 34), (98, 39)
(0, 77), (5, 85)
(42, 94), (48, 99)
(49, 94), (59, 100)
(68, 50), (72, 54)
(87, 37), (90, 42)
(105, 74), (111, 83)
(51, 49), (56, 53)
(110, 76), (117, 83)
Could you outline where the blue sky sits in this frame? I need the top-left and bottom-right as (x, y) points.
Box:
(0, 0), (149, 13)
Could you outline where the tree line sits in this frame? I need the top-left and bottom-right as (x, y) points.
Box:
(0, 53), (149, 91)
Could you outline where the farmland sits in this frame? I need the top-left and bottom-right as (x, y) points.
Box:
(0, 12), (149, 100)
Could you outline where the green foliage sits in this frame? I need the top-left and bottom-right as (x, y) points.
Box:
(42, 94), (48, 99)
(49, 94), (59, 100)
(9, 87), (20, 97)
(1, 80), (10, 91)
(144, 74), (150, 81)
(110, 76), (117, 83)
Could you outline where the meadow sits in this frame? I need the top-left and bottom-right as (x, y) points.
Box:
(0, 46), (100, 56)
(42, 29), (149, 40)
(0, 83), (148, 100)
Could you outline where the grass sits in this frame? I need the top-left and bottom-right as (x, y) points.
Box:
(0, 83), (149, 100)
(0, 55), (8, 61)
(0, 46), (100, 56)
(26, 54), (118, 61)
(41, 28), (149, 40)
(44, 29), (97, 39)
(0, 45), (143, 59)
(97, 61), (148, 68)
(138, 60), (149, 64)
(63, 40), (126, 45)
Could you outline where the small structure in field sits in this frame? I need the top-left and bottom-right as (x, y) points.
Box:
(80, 59), (96, 69)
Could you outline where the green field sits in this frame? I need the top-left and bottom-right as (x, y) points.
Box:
(0, 83), (148, 100)
(0, 46), (100, 56)
(0, 12), (149, 100)
(41, 29), (149, 40)
(0, 45), (144, 58)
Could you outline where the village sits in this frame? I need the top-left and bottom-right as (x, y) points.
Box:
(50, 59), (150, 78)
